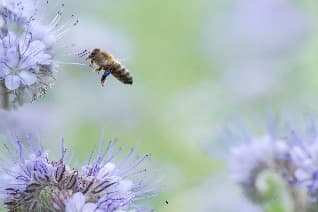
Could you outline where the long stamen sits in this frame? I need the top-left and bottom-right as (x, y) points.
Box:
(55, 15), (79, 39)
(49, 4), (64, 30)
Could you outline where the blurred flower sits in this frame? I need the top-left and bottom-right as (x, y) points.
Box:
(229, 136), (290, 201)
(206, 0), (310, 60)
(286, 128), (318, 200)
(289, 143), (318, 195)
(0, 0), (78, 110)
(203, 0), (311, 99)
(0, 103), (59, 134)
(0, 135), (155, 211)
(228, 121), (315, 211)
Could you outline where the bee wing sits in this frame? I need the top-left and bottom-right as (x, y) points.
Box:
(101, 70), (111, 86)
(116, 57), (128, 62)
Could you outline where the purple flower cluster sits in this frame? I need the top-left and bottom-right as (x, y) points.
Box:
(286, 133), (318, 197)
(229, 136), (291, 202)
(0, 135), (154, 211)
(229, 120), (318, 210)
(0, 0), (78, 109)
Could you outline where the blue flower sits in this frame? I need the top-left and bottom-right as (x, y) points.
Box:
(0, 136), (155, 211)
(0, 0), (78, 109)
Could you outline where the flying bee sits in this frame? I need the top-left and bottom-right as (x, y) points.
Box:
(87, 48), (133, 86)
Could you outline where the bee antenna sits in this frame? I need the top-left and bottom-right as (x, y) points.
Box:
(76, 49), (89, 57)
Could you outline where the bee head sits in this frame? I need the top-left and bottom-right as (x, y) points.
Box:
(88, 48), (100, 59)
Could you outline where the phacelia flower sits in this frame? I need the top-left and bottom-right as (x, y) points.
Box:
(0, 0), (78, 109)
(286, 129), (318, 199)
(0, 135), (155, 211)
(229, 136), (290, 202)
(228, 119), (318, 211)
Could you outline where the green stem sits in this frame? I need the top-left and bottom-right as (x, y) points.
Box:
(287, 184), (306, 212)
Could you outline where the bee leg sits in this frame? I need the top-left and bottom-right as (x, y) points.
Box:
(101, 70), (111, 86)
(94, 66), (101, 74)
(89, 60), (94, 69)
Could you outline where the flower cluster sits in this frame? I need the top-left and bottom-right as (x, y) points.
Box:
(287, 134), (318, 198)
(229, 136), (291, 202)
(0, 135), (154, 211)
(228, 120), (318, 211)
(0, 0), (78, 109)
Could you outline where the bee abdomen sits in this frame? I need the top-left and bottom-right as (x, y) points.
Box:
(111, 63), (133, 85)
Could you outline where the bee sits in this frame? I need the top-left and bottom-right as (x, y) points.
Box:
(87, 48), (133, 86)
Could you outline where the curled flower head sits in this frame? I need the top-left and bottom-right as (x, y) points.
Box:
(227, 118), (318, 211)
(0, 135), (155, 211)
(0, 0), (78, 109)
(229, 135), (290, 202)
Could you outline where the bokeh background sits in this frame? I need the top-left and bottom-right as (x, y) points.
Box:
(3, 0), (318, 211)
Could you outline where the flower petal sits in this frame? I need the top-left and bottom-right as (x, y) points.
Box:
(81, 203), (98, 212)
(65, 192), (85, 212)
(6, 48), (19, 67)
(27, 40), (46, 55)
(118, 179), (133, 192)
(0, 64), (9, 78)
(19, 71), (37, 85)
(5, 75), (20, 90)
(96, 163), (116, 179)
(37, 53), (52, 65)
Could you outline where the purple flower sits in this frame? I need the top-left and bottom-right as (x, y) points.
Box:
(203, 0), (311, 99)
(0, 136), (155, 211)
(229, 135), (290, 202)
(228, 119), (318, 211)
(286, 133), (318, 197)
(0, 0), (78, 109)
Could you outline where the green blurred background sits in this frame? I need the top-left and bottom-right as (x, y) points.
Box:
(9, 0), (318, 211)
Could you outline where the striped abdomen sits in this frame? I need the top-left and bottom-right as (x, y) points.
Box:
(110, 62), (133, 85)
